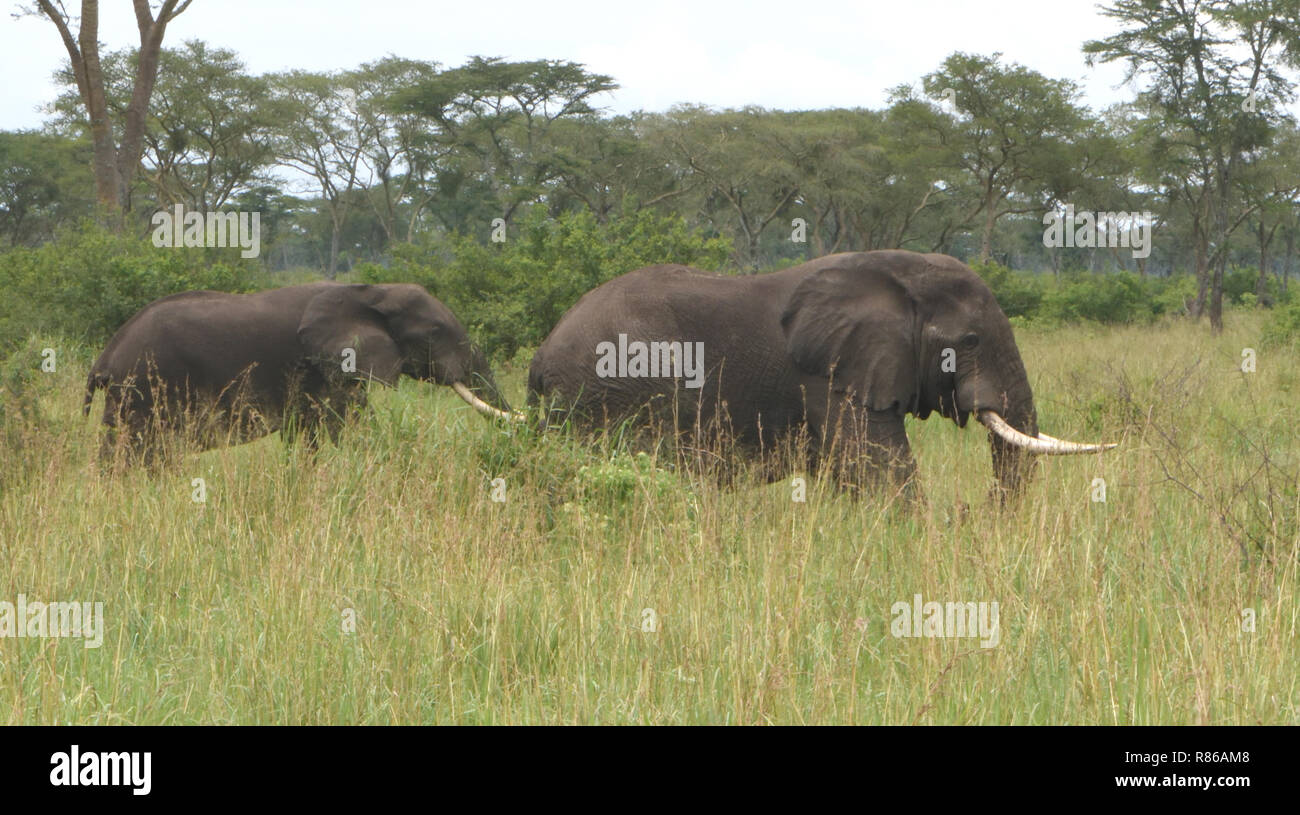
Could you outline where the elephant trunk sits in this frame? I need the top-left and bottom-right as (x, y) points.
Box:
(979, 392), (1118, 496)
(986, 395), (1039, 497)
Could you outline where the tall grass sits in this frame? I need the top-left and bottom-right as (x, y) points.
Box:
(0, 314), (1296, 724)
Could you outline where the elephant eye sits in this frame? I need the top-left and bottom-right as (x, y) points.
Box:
(961, 333), (980, 349)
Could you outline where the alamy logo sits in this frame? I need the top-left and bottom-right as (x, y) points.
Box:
(595, 334), (705, 389)
(50, 745), (151, 796)
(890, 594), (1000, 648)
(151, 204), (261, 258)
(0, 595), (103, 648)
(1042, 205), (1154, 259)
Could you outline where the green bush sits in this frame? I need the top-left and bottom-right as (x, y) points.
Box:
(1148, 274), (1197, 316)
(1263, 300), (1300, 347)
(578, 450), (684, 504)
(0, 220), (263, 352)
(1042, 270), (1154, 324)
(970, 261), (1233, 325)
(969, 260), (1045, 319)
(359, 207), (732, 360)
(1223, 266), (1257, 306)
(1224, 266), (1288, 306)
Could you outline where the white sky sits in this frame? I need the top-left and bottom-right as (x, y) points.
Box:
(0, 0), (1138, 130)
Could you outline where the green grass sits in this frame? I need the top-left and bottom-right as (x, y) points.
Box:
(0, 314), (1297, 724)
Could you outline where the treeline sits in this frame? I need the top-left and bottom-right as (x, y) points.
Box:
(4, 1), (1300, 336)
(5, 215), (1299, 364)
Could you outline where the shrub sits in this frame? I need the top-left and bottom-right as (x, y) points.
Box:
(359, 207), (732, 360)
(1148, 274), (1197, 317)
(1042, 270), (1154, 324)
(0, 220), (263, 352)
(1263, 300), (1300, 347)
(969, 260), (1045, 319)
(1223, 266), (1258, 306)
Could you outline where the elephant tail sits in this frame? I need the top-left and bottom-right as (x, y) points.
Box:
(83, 369), (109, 416)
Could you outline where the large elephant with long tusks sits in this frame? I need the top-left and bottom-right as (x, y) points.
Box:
(527, 250), (1114, 495)
(85, 282), (521, 464)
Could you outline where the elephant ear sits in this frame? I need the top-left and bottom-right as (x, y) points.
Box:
(780, 264), (918, 415)
(297, 285), (404, 386)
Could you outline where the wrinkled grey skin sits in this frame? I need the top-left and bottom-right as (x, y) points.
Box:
(86, 282), (508, 463)
(528, 250), (1039, 495)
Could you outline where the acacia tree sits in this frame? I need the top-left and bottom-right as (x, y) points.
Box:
(0, 130), (93, 245)
(51, 41), (275, 214)
(266, 70), (375, 277)
(1237, 122), (1300, 301)
(1085, 0), (1300, 331)
(645, 106), (802, 268)
(779, 109), (881, 256)
(31, 0), (193, 215)
(346, 57), (441, 244)
(872, 99), (971, 252)
(913, 52), (1095, 262)
(543, 114), (671, 223)
(393, 57), (617, 233)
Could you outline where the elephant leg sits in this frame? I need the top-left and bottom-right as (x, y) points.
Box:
(863, 410), (919, 498)
(117, 417), (165, 470)
(97, 397), (125, 467)
(815, 398), (918, 498)
(319, 384), (366, 445)
(98, 388), (160, 470)
(283, 383), (365, 450)
(281, 396), (325, 450)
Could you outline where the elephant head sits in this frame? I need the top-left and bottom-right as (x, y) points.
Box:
(781, 251), (1113, 494)
(297, 283), (520, 420)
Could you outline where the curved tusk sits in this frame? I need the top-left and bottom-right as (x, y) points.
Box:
(452, 382), (526, 423)
(978, 410), (1117, 455)
(1036, 430), (1119, 451)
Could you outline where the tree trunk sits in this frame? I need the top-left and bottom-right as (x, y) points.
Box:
(1191, 231), (1209, 319)
(1282, 230), (1294, 296)
(36, 0), (191, 222)
(979, 192), (996, 262)
(1209, 255), (1225, 333)
(328, 210), (342, 279)
(1256, 220), (1277, 305)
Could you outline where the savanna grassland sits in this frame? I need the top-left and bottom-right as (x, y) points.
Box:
(1, 313), (1296, 725)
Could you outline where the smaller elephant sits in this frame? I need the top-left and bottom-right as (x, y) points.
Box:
(85, 282), (519, 464)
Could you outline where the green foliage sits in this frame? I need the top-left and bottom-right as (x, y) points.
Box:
(1221, 266), (1286, 306)
(359, 207), (731, 360)
(969, 260), (1045, 318)
(1263, 300), (1300, 346)
(0, 131), (94, 246)
(1043, 270), (1152, 324)
(0, 221), (263, 352)
(972, 261), (1240, 326)
(1149, 274), (1198, 317)
(0, 334), (93, 484)
(1223, 266), (1256, 305)
(578, 450), (683, 504)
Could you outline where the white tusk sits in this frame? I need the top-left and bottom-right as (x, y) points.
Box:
(978, 410), (1117, 455)
(452, 382), (526, 423)
(1036, 430), (1119, 451)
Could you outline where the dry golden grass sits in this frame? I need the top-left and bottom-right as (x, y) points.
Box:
(0, 312), (1296, 723)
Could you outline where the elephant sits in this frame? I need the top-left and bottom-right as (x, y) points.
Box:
(527, 250), (1115, 496)
(85, 281), (519, 464)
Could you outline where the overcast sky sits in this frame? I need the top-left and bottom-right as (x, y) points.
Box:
(1, 0), (1138, 130)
